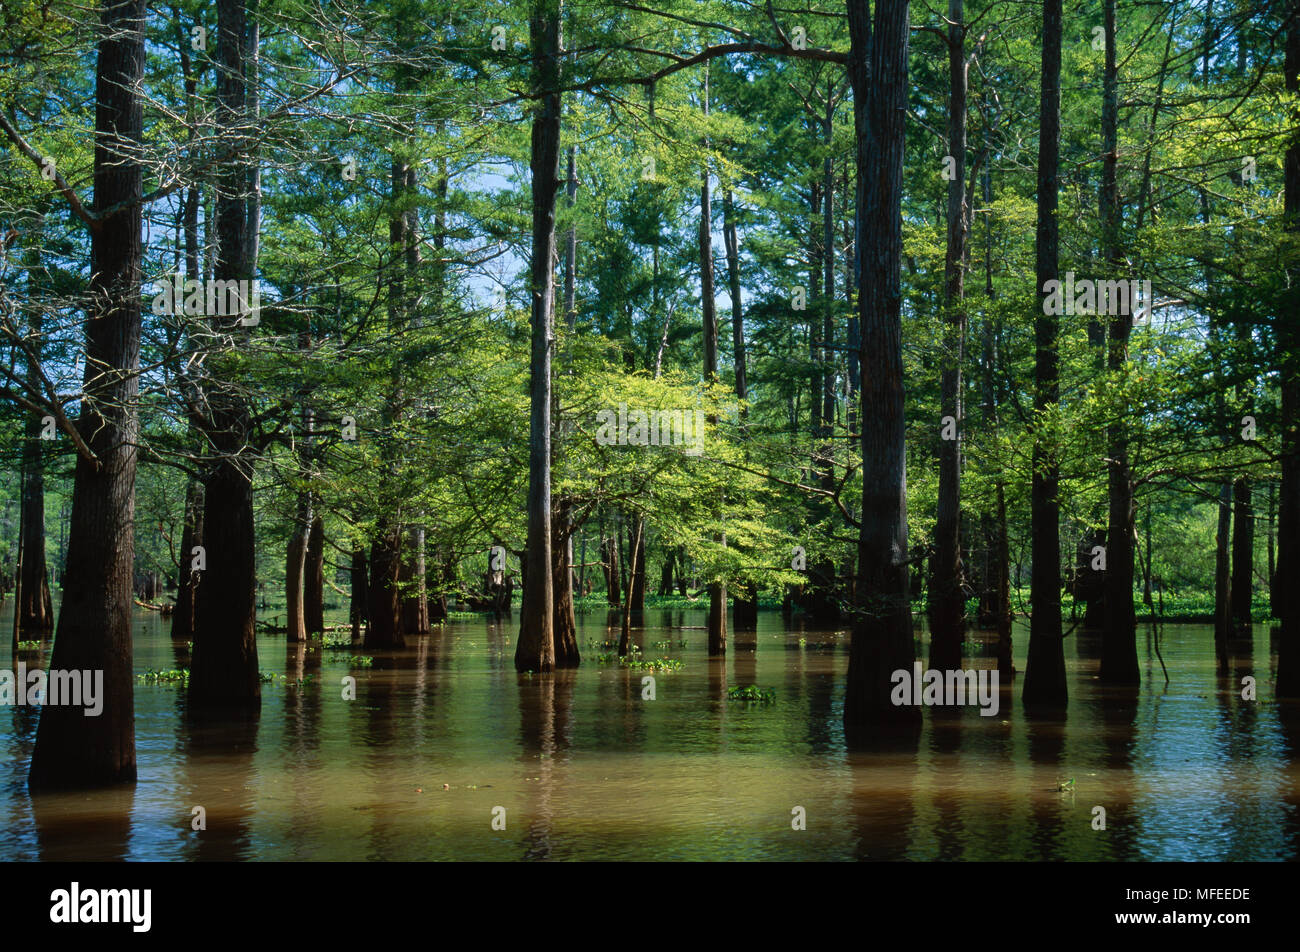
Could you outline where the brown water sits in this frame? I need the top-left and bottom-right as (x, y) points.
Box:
(2, 603), (1297, 861)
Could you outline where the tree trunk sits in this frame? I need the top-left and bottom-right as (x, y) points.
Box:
(929, 0), (969, 672)
(619, 517), (645, 656)
(979, 130), (1013, 678)
(843, 0), (918, 737)
(1269, 479), (1278, 620)
(285, 492), (310, 643)
(723, 190), (748, 410)
(515, 0), (561, 673)
(19, 408), (53, 633)
(1022, 0), (1068, 710)
(1074, 529), (1106, 627)
(1214, 481), (1232, 667)
(1279, 0), (1300, 696)
(722, 189), (758, 626)
(552, 504), (580, 666)
(401, 526), (429, 635)
(191, 456), (260, 707)
(659, 548), (675, 596)
(630, 516), (647, 613)
(189, 0), (261, 711)
(172, 477), (203, 639)
(304, 513), (325, 635)
(1231, 478), (1253, 631)
(700, 66), (727, 657)
(602, 535), (621, 605)
(350, 544), (368, 642)
(29, 0), (145, 790)
(366, 524), (404, 649)
(1099, 0), (1139, 684)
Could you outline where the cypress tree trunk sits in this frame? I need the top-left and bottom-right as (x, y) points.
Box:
(366, 525), (404, 649)
(723, 191), (748, 411)
(808, 87), (841, 628)
(304, 513), (325, 635)
(618, 518), (645, 656)
(29, 0), (146, 789)
(17, 226), (54, 635)
(1100, 0), (1139, 684)
(659, 548), (675, 596)
(1277, 0), (1300, 697)
(1074, 529), (1106, 628)
(979, 125), (1014, 678)
(1214, 482), (1232, 666)
(700, 67), (727, 657)
(19, 407), (53, 633)
(630, 516), (647, 614)
(401, 526), (429, 635)
(1269, 480), (1278, 620)
(172, 56), (203, 646)
(552, 505), (580, 666)
(190, 0), (261, 712)
(1022, 0), (1068, 711)
(551, 104), (580, 669)
(350, 544), (368, 642)
(602, 535), (621, 605)
(192, 454), (261, 706)
(1231, 479), (1253, 631)
(515, 0), (561, 672)
(285, 492), (310, 643)
(929, 0), (969, 672)
(172, 477), (203, 639)
(1199, 178), (1233, 670)
(843, 0), (918, 736)
(285, 399), (313, 644)
(723, 190), (759, 628)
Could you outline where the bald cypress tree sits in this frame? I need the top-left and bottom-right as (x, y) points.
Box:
(29, 0), (147, 789)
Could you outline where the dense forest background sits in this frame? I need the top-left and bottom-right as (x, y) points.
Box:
(0, 0), (1297, 788)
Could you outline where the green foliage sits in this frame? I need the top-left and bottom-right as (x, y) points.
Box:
(726, 685), (776, 703)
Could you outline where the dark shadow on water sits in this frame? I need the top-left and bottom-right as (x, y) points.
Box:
(174, 702), (260, 861)
(1024, 713), (1066, 862)
(32, 783), (135, 861)
(515, 670), (576, 861)
(846, 747), (917, 860)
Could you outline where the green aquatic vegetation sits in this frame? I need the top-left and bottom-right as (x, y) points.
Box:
(727, 685), (776, 703)
(138, 668), (189, 684)
(322, 652), (373, 667)
(623, 657), (682, 672)
(595, 650), (681, 671)
(272, 674), (317, 688)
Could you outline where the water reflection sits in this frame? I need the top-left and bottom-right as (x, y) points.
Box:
(0, 600), (1296, 861)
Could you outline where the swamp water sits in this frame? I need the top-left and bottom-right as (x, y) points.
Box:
(2, 604), (1297, 861)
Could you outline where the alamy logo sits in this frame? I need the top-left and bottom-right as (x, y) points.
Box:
(890, 663), (1000, 717)
(150, 274), (260, 325)
(595, 403), (705, 456)
(1041, 271), (1152, 321)
(0, 665), (103, 716)
(50, 882), (151, 932)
